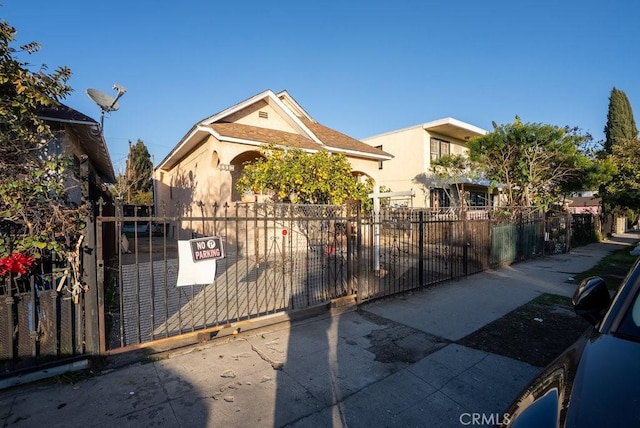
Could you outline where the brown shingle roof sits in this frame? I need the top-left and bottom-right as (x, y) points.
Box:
(211, 120), (391, 158)
(37, 103), (116, 183)
(210, 123), (319, 150)
(299, 118), (392, 157)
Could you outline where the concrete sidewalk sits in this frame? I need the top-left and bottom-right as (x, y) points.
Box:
(0, 233), (637, 427)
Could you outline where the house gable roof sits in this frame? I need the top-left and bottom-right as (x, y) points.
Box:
(275, 90), (314, 121)
(38, 103), (116, 183)
(200, 89), (322, 144)
(157, 89), (391, 170)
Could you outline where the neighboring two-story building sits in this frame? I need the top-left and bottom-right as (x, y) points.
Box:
(362, 117), (490, 210)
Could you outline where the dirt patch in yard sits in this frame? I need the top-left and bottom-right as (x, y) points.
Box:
(457, 294), (591, 367)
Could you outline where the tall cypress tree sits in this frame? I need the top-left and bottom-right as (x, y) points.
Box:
(125, 139), (153, 204)
(604, 87), (638, 153)
(602, 87), (640, 211)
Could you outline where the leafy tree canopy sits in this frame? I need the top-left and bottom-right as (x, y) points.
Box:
(0, 17), (83, 261)
(424, 154), (479, 211)
(112, 139), (154, 205)
(468, 117), (605, 212)
(236, 145), (372, 206)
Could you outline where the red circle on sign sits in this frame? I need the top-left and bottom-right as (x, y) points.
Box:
(282, 229), (288, 236)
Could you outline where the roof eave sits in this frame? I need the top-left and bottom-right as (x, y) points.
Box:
(319, 146), (393, 161)
(422, 117), (489, 138)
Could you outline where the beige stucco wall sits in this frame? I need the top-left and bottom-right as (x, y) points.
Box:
(154, 134), (383, 225)
(363, 127), (471, 208)
(155, 135), (254, 218)
(346, 156), (380, 185)
(362, 126), (425, 197)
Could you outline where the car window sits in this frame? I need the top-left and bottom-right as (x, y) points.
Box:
(617, 287), (640, 341)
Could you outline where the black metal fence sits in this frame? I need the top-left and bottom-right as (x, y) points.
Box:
(0, 202), (588, 372)
(96, 203), (577, 353)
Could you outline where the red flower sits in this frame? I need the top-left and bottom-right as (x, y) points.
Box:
(0, 253), (35, 276)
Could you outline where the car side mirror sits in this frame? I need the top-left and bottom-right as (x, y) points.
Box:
(572, 276), (612, 325)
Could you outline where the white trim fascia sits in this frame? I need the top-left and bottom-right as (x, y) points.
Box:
(199, 89), (274, 125)
(199, 89), (324, 146)
(197, 124), (219, 137)
(212, 133), (388, 160)
(362, 118), (489, 142)
(197, 126), (280, 149)
(156, 125), (204, 170)
(267, 94), (324, 145)
(218, 136), (267, 148)
(422, 117), (489, 135)
(275, 90), (314, 121)
(38, 116), (98, 126)
(199, 124), (319, 151)
(322, 146), (394, 160)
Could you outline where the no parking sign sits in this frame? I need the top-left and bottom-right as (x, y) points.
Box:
(189, 236), (225, 262)
(177, 236), (225, 286)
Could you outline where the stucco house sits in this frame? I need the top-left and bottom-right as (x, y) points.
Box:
(155, 89), (392, 221)
(37, 102), (116, 205)
(37, 102), (118, 266)
(362, 117), (491, 210)
(566, 192), (601, 215)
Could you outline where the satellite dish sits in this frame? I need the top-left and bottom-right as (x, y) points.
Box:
(86, 84), (127, 129)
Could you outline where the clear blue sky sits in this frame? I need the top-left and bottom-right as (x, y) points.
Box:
(3, 1), (639, 171)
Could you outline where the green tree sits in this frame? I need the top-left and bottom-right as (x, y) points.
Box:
(0, 17), (83, 264)
(427, 154), (479, 212)
(115, 139), (153, 205)
(604, 87), (638, 154)
(236, 146), (372, 205)
(601, 87), (640, 211)
(468, 117), (597, 212)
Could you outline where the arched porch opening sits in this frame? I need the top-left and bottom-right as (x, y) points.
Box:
(230, 150), (265, 202)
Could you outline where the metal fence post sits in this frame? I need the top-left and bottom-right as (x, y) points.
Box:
(462, 209), (468, 276)
(418, 211), (424, 286)
(356, 204), (364, 303)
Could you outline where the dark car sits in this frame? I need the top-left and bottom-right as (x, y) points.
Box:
(503, 256), (640, 427)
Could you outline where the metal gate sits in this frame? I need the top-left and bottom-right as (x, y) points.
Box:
(97, 202), (358, 352)
(358, 209), (492, 301)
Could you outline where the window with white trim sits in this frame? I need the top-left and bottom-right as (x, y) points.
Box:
(430, 137), (450, 161)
